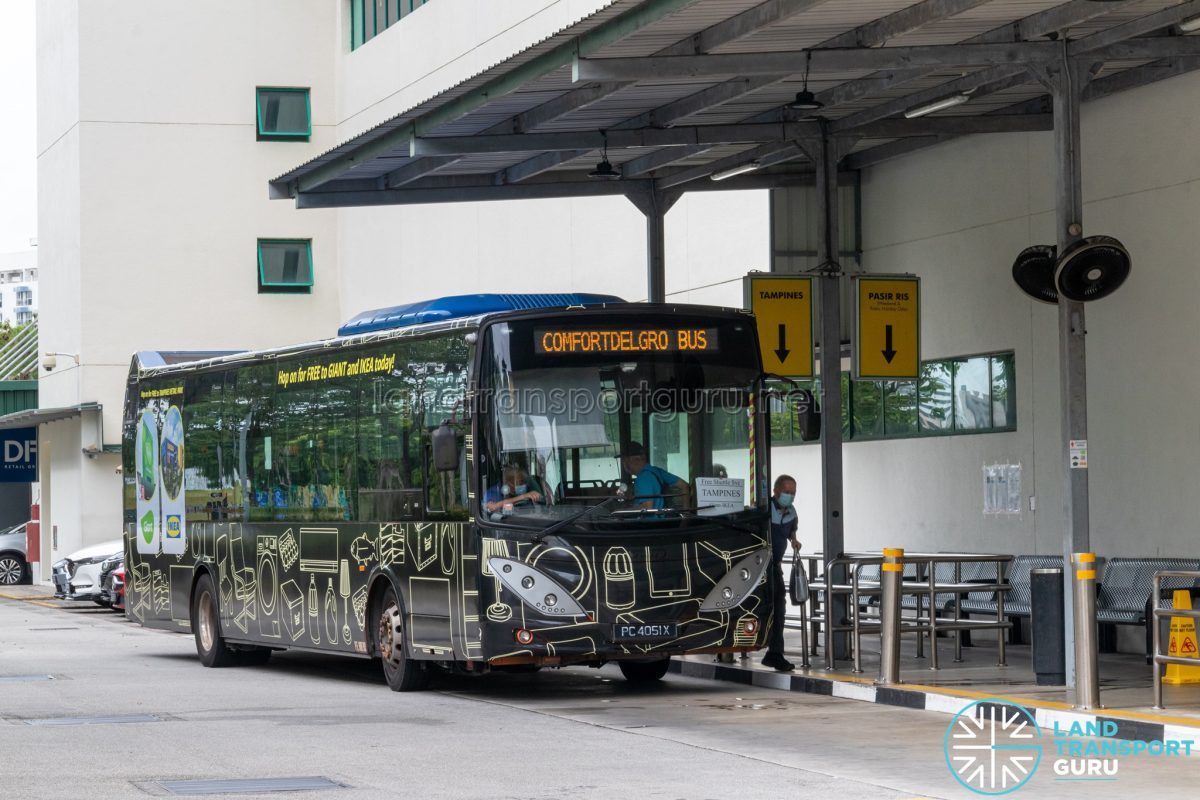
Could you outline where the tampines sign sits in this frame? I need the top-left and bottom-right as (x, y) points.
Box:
(0, 427), (37, 482)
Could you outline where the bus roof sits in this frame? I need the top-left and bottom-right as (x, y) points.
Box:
(337, 293), (624, 336)
(129, 297), (750, 381)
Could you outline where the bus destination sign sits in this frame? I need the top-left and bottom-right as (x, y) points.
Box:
(534, 328), (719, 355)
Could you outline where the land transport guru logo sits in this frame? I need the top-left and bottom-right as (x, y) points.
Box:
(944, 699), (1041, 795)
(944, 697), (1195, 794)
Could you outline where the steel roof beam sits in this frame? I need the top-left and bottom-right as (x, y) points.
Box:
(501, 0), (991, 184)
(295, 171), (823, 209)
(576, 32), (1200, 84)
(556, 2), (1146, 186)
(381, 81), (628, 187)
(574, 42), (1060, 82)
(381, 0), (835, 188)
(830, 65), (1032, 133)
(390, 0), (835, 189)
(1082, 36), (1200, 63)
(495, 0), (834, 186)
(279, 0), (700, 195)
(653, 142), (806, 190)
(413, 115), (1051, 157)
(1066, 0), (1200, 54)
(842, 55), (1200, 171)
(805, 0), (1137, 118)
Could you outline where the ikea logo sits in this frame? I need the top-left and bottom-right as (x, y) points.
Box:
(165, 515), (182, 539)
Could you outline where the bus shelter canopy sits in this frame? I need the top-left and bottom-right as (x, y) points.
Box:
(270, 0), (1200, 209)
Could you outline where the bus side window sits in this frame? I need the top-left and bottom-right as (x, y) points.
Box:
(416, 344), (468, 519)
(357, 372), (420, 521)
(183, 371), (226, 523)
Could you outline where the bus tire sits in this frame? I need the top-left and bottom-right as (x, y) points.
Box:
(377, 585), (429, 692)
(192, 573), (237, 668)
(618, 656), (671, 683)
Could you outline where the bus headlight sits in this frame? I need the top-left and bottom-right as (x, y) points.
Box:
(699, 548), (771, 612)
(488, 557), (586, 618)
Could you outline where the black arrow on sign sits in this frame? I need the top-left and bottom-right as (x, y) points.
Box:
(882, 325), (897, 364)
(775, 324), (790, 363)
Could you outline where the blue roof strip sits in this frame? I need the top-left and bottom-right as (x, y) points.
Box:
(337, 293), (626, 337)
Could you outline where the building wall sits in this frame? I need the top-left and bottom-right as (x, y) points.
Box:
(36, 0), (345, 561)
(774, 69), (1200, 560)
(336, 190), (768, 320)
(335, 0), (617, 136)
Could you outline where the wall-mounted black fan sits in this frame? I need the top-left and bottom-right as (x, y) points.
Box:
(1011, 245), (1059, 304)
(1054, 235), (1131, 302)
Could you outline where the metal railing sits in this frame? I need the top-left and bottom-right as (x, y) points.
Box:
(1151, 569), (1200, 710)
(789, 551), (1013, 673)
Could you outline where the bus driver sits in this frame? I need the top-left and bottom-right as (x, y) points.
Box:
(621, 442), (689, 510)
(484, 466), (544, 514)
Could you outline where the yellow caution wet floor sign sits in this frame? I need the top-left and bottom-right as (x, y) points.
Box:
(1163, 589), (1200, 685)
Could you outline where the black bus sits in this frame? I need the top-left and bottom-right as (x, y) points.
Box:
(123, 294), (774, 690)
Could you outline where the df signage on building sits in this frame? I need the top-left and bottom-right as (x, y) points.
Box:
(853, 275), (920, 381)
(0, 427), (37, 482)
(743, 273), (815, 379)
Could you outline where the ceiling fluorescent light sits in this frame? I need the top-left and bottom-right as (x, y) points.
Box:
(904, 93), (970, 119)
(1179, 15), (1200, 33)
(710, 161), (761, 181)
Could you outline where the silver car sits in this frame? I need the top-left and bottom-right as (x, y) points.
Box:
(0, 523), (30, 586)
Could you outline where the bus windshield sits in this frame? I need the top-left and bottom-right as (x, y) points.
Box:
(479, 314), (765, 528)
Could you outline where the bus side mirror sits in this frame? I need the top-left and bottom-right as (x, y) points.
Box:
(431, 422), (460, 472)
(793, 389), (821, 442)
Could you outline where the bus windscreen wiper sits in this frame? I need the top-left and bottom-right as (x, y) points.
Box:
(608, 506), (763, 537)
(533, 495), (622, 542)
(668, 508), (764, 537)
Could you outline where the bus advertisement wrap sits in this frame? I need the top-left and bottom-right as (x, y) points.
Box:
(122, 301), (773, 690)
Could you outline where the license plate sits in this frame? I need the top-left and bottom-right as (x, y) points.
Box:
(612, 622), (677, 642)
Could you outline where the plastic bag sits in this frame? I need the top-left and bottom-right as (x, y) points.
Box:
(789, 554), (809, 606)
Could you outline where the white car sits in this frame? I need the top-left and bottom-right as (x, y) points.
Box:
(52, 539), (124, 605)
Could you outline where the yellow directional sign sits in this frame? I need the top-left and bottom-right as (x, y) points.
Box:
(743, 274), (814, 378)
(854, 275), (920, 380)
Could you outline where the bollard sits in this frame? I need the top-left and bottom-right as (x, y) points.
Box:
(1072, 552), (1100, 710)
(877, 548), (904, 685)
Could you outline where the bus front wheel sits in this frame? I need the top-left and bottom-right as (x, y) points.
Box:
(192, 573), (237, 668)
(618, 656), (671, 683)
(377, 586), (429, 692)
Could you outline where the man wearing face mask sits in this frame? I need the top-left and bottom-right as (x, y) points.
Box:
(484, 467), (543, 514)
(762, 474), (800, 672)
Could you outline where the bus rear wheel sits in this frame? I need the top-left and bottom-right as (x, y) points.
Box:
(377, 587), (429, 692)
(192, 573), (237, 668)
(618, 656), (671, 683)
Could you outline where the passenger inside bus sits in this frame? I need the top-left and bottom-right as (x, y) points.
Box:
(621, 442), (689, 510)
(484, 465), (545, 514)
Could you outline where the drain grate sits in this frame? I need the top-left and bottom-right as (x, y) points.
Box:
(26, 713), (161, 726)
(0, 674), (54, 683)
(156, 777), (345, 795)
(29, 626), (79, 631)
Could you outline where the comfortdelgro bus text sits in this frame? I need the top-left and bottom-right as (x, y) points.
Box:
(122, 294), (775, 690)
